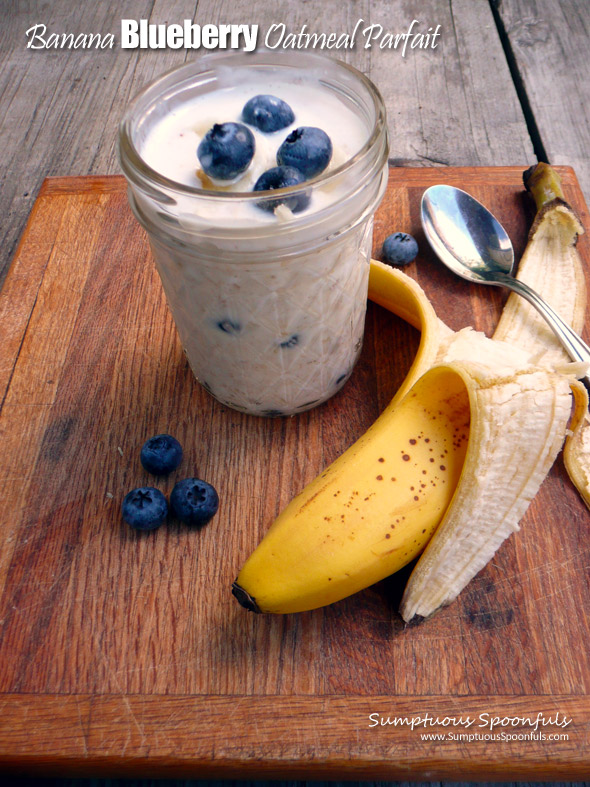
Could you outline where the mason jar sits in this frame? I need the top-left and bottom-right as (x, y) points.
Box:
(119, 51), (389, 416)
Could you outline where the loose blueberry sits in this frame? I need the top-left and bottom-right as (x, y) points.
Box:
(382, 232), (419, 266)
(197, 122), (255, 180)
(276, 127), (332, 179)
(170, 478), (219, 527)
(242, 94), (295, 133)
(122, 487), (168, 531)
(140, 434), (183, 476)
(253, 166), (310, 213)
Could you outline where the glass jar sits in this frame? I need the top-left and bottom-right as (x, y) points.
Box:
(119, 51), (389, 416)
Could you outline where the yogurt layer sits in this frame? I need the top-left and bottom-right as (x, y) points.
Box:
(139, 78), (370, 224)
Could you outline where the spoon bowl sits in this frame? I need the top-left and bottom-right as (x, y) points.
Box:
(421, 185), (515, 283)
(420, 183), (590, 377)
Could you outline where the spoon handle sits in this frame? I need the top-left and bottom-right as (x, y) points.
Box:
(496, 272), (590, 370)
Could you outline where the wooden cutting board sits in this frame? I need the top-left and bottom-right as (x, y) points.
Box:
(1, 168), (590, 780)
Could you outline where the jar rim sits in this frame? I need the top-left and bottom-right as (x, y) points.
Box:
(118, 50), (387, 205)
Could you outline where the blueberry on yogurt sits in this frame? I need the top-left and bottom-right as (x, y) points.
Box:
(382, 232), (419, 266)
(122, 487), (168, 531)
(253, 166), (310, 213)
(242, 94), (295, 133)
(197, 122), (255, 180)
(277, 127), (332, 179)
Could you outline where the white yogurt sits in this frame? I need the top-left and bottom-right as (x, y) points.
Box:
(140, 80), (369, 219)
(120, 54), (388, 416)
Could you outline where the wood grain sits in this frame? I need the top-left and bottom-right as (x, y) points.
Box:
(0, 168), (589, 777)
(0, 695), (588, 780)
(370, 0), (534, 168)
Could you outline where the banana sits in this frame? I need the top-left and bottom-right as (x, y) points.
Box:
(364, 261), (452, 403)
(232, 163), (588, 619)
(232, 364), (470, 614)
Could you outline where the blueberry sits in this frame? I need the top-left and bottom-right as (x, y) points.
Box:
(382, 232), (419, 266)
(140, 434), (183, 476)
(217, 319), (241, 335)
(276, 127), (332, 179)
(122, 487), (168, 531)
(279, 334), (299, 348)
(253, 166), (310, 213)
(242, 94), (295, 133)
(197, 122), (255, 180)
(170, 478), (219, 527)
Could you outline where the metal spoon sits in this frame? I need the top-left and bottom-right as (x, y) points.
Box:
(420, 184), (590, 371)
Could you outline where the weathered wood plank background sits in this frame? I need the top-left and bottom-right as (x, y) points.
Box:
(495, 0), (590, 202)
(1, 0), (590, 785)
(0, 0), (540, 291)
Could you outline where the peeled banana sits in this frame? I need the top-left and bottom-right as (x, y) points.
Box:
(233, 364), (470, 614)
(232, 163), (588, 620)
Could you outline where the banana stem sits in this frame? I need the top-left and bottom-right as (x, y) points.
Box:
(232, 581), (261, 612)
(523, 162), (564, 211)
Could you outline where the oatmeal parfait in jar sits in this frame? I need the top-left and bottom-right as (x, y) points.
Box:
(119, 51), (389, 416)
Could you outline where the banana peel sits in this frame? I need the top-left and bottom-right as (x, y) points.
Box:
(493, 162), (590, 511)
(400, 362), (573, 621)
(233, 163), (590, 620)
(563, 383), (590, 508)
(494, 163), (586, 364)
